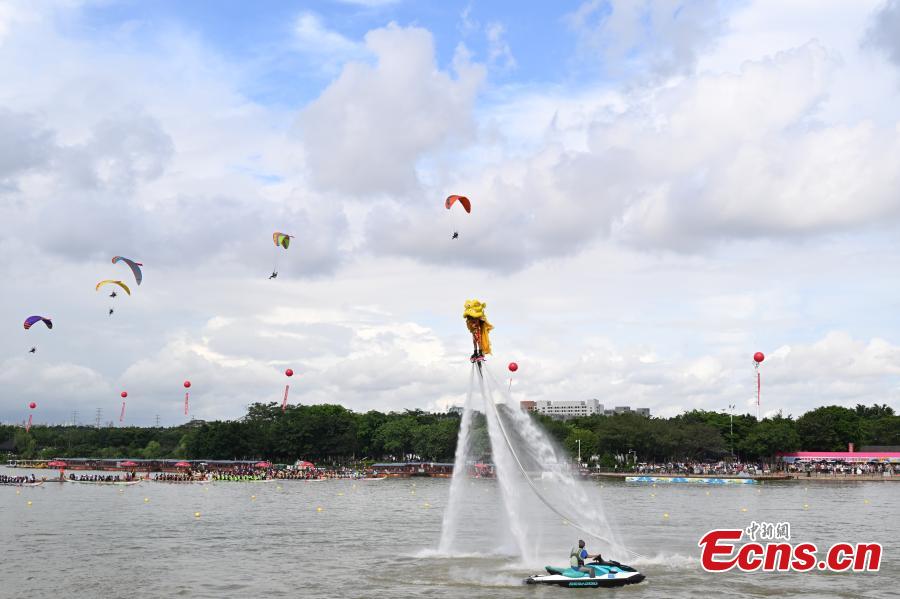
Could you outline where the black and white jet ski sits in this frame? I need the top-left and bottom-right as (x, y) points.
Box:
(524, 560), (646, 588)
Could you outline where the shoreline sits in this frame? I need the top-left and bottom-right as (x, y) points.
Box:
(595, 472), (898, 482)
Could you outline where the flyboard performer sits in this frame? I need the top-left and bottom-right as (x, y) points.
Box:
(463, 299), (493, 364)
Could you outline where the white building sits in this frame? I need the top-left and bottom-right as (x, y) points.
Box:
(535, 399), (602, 420)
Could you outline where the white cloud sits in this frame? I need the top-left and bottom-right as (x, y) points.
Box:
(865, 0), (900, 68)
(486, 22), (516, 70)
(297, 23), (485, 196)
(293, 11), (362, 58)
(566, 0), (723, 78)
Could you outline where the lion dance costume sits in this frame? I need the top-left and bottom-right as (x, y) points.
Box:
(463, 299), (493, 362)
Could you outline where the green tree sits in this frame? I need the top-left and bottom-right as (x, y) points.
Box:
(739, 416), (800, 459)
(565, 428), (599, 463)
(796, 406), (862, 451)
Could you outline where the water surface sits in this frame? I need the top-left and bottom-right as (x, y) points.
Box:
(2, 469), (896, 598)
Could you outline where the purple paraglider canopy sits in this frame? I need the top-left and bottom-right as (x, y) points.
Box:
(24, 316), (52, 330)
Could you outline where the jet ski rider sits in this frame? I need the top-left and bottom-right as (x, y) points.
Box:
(570, 540), (602, 578)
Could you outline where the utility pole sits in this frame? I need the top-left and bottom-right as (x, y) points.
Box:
(727, 404), (735, 458)
(95, 408), (102, 429)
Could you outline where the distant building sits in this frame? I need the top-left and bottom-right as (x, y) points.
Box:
(602, 406), (650, 417)
(519, 400), (536, 413)
(447, 406), (464, 416)
(534, 399), (602, 420)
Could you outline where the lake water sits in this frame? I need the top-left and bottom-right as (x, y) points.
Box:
(2, 469), (897, 598)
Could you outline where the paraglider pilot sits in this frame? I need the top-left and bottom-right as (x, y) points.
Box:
(108, 308), (114, 316)
(269, 271), (278, 280)
(28, 347), (36, 354)
(463, 299), (493, 363)
(109, 291), (117, 298)
(451, 231), (459, 240)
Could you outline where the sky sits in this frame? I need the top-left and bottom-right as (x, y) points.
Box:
(3, 0), (900, 426)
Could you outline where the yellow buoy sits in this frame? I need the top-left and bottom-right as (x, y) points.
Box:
(803, 503), (809, 510)
(194, 511), (201, 518)
(316, 507), (323, 512)
(705, 491), (710, 496)
(411, 490), (416, 495)
(144, 498), (150, 503)
(663, 513), (669, 519)
(277, 485), (282, 490)
(27, 500), (33, 506)
(337, 492), (344, 496)
(650, 493), (655, 498)
(864, 499), (870, 505)
(16, 489), (20, 495)
(562, 519), (569, 526)
(740, 507), (748, 512)
(423, 502), (431, 508)
(251, 495), (256, 501)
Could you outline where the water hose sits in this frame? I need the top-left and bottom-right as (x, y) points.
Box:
(477, 363), (646, 561)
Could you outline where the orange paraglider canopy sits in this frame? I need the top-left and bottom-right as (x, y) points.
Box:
(445, 195), (471, 213)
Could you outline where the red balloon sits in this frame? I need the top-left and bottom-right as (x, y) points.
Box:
(285, 369), (294, 377)
(508, 362), (518, 372)
(28, 402), (36, 409)
(753, 352), (765, 363)
(184, 380), (191, 388)
(121, 391), (128, 398)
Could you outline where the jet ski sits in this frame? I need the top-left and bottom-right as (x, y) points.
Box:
(524, 560), (645, 588)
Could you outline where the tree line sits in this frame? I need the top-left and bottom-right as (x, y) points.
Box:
(2, 402), (896, 465)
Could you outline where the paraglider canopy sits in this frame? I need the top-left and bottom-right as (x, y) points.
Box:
(175, 461), (191, 468)
(24, 316), (52, 330)
(285, 369), (294, 377)
(445, 195), (471, 213)
(120, 461), (137, 467)
(754, 352), (765, 363)
(111, 256), (143, 286)
(120, 391), (128, 398)
(273, 232), (293, 249)
(29, 402), (36, 409)
(508, 362), (518, 372)
(255, 461), (272, 468)
(184, 380), (191, 389)
(48, 460), (67, 467)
